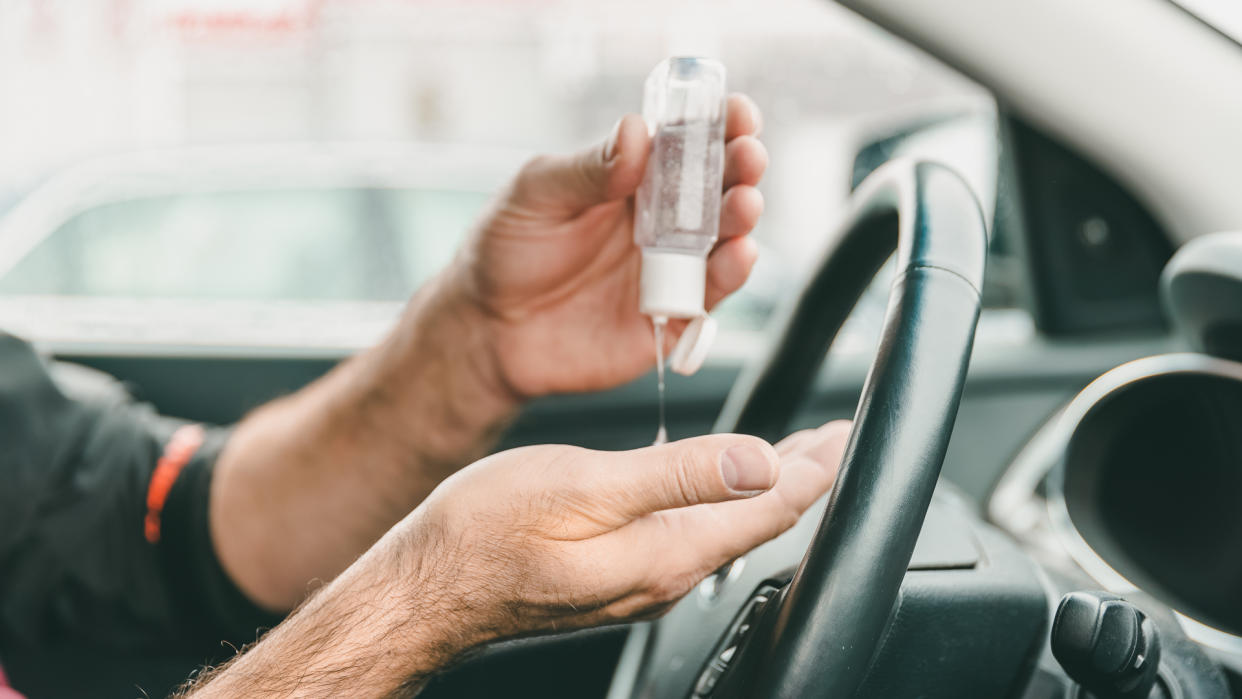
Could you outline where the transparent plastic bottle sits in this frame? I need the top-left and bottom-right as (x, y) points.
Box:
(634, 57), (727, 321)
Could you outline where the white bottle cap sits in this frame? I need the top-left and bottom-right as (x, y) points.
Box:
(669, 314), (716, 376)
(640, 250), (707, 319)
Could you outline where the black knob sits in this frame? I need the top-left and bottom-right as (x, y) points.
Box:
(1051, 592), (1162, 699)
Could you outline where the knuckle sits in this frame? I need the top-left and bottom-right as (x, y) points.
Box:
(499, 446), (591, 522)
(670, 452), (708, 506)
(776, 506), (801, 534)
(571, 152), (598, 188)
(768, 491), (803, 535)
(824, 420), (852, 438)
(542, 449), (595, 505)
(551, 453), (590, 492)
(513, 154), (553, 198)
(648, 573), (695, 605)
(518, 153), (552, 179)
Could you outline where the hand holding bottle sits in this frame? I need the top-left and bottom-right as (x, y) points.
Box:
(426, 91), (767, 401)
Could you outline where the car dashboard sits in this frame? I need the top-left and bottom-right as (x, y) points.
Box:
(991, 353), (1242, 695)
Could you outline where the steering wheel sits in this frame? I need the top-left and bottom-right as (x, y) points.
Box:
(606, 159), (987, 698)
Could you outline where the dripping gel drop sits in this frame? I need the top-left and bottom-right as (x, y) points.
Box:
(652, 317), (668, 445)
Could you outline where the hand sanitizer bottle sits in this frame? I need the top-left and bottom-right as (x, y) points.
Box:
(634, 57), (726, 376)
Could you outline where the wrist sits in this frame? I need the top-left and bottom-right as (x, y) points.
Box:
(183, 531), (470, 698)
(361, 269), (521, 471)
(207, 268), (523, 614)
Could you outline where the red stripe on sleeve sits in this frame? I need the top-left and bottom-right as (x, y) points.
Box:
(144, 424), (206, 544)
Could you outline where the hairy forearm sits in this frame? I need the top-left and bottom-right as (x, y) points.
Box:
(210, 272), (519, 610)
(178, 518), (470, 698)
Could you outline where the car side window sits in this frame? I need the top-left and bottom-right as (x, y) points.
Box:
(0, 189), (484, 302)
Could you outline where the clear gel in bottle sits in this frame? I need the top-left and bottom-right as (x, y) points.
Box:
(634, 57), (727, 325)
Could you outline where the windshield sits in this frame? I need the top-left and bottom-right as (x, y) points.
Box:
(0, 188), (490, 301)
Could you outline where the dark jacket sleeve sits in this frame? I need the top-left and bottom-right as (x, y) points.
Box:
(0, 332), (283, 661)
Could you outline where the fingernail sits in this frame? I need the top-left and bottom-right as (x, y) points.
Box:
(604, 119), (623, 162)
(721, 445), (775, 493)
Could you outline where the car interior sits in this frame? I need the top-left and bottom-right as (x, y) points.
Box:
(3, 0), (1241, 697)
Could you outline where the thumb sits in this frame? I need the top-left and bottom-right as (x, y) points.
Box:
(512, 113), (650, 215)
(596, 434), (780, 523)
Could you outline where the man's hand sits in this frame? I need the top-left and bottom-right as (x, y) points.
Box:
(181, 422), (848, 698)
(406, 422), (843, 641)
(445, 94), (767, 398)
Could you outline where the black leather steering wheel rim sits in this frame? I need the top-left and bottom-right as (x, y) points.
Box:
(712, 158), (988, 697)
